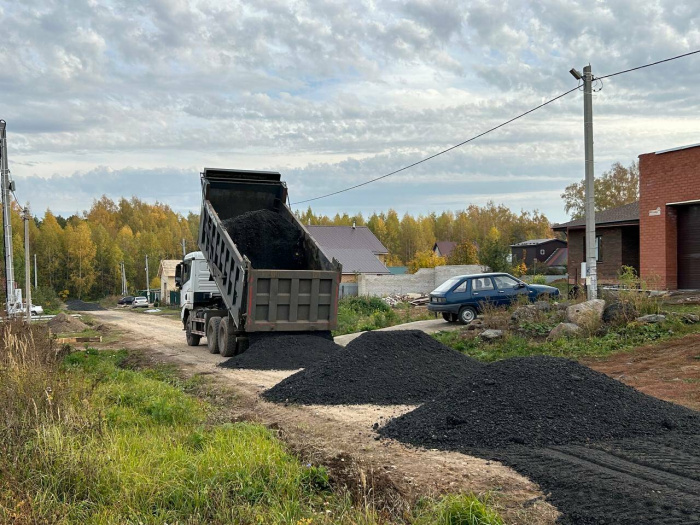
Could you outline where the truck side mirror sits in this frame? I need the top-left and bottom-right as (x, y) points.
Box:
(175, 263), (182, 289)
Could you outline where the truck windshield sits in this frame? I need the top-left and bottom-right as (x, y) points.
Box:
(434, 277), (462, 293)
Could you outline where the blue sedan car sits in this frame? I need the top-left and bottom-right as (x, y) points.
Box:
(427, 272), (560, 324)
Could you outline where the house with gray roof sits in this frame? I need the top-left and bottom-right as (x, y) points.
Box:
(306, 225), (390, 282)
(510, 238), (567, 268)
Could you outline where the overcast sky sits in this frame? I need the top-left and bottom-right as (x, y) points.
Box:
(2, 0), (699, 223)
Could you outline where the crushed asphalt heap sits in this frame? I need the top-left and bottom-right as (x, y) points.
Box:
(379, 355), (700, 524)
(47, 313), (89, 334)
(223, 210), (311, 270)
(262, 330), (481, 405)
(380, 355), (700, 449)
(65, 299), (106, 311)
(219, 332), (341, 370)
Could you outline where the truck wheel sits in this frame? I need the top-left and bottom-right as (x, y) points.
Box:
(186, 320), (201, 346)
(458, 306), (477, 325)
(207, 317), (221, 354)
(218, 317), (238, 358)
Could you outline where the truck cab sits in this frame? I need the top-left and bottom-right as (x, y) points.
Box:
(176, 251), (221, 345)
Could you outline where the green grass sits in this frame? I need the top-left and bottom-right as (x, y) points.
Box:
(333, 296), (431, 336)
(56, 328), (102, 339)
(2, 340), (503, 525)
(434, 307), (700, 362)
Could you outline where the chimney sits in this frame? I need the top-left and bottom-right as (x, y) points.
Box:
(352, 221), (356, 229)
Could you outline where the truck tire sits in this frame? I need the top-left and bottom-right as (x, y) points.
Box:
(458, 306), (477, 325)
(218, 317), (238, 358)
(207, 317), (221, 354)
(186, 320), (201, 346)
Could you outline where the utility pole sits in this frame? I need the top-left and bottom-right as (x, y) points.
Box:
(120, 261), (126, 296)
(145, 254), (150, 302)
(33, 254), (37, 288)
(23, 207), (32, 322)
(181, 238), (187, 257)
(0, 120), (16, 316)
(570, 65), (597, 300)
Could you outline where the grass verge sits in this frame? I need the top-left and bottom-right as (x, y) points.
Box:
(435, 304), (700, 362)
(0, 321), (502, 525)
(334, 296), (432, 336)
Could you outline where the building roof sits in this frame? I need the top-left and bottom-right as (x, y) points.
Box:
(552, 201), (640, 231)
(510, 238), (563, 247)
(157, 259), (180, 277)
(654, 142), (700, 155)
(321, 248), (390, 275)
(434, 241), (457, 257)
(545, 247), (568, 267)
(306, 225), (388, 254)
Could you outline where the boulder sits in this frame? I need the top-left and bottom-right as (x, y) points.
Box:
(566, 299), (606, 326)
(480, 329), (504, 341)
(511, 305), (538, 322)
(534, 301), (551, 312)
(602, 302), (637, 323)
(554, 301), (571, 311)
(681, 313), (699, 324)
(636, 314), (666, 324)
(547, 322), (582, 341)
(466, 319), (485, 330)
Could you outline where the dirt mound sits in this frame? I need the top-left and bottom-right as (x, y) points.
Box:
(262, 330), (481, 405)
(65, 299), (105, 311)
(223, 210), (311, 270)
(380, 355), (700, 449)
(219, 333), (341, 370)
(48, 313), (89, 334)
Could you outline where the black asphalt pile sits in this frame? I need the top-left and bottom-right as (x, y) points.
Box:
(223, 210), (310, 270)
(65, 299), (106, 311)
(380, 355), (700, 449)
(262, 330), (482, 405)
(219, 333), (341, 370)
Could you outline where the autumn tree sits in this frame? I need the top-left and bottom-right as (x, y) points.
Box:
(65, 222), (97, 298)
(35, 211), (65, 289)
(407, 250), (446, 274)
(479, 227), (510, 272)
(447, 242), (479, 265)
(561, 161), (639, 219)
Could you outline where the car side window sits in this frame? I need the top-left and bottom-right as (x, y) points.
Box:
(472, 278), (494, 291)
(453, 280), (468, 293)
(494, 275), (520, 289)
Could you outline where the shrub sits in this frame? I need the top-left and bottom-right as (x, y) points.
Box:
(32, 285), (62, 313)
(339, 296), (391, 316)
(531, 275), (547, 285)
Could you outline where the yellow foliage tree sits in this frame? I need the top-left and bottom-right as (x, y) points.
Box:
(65, 222), (97, 299)
(407, 250), (446, 274)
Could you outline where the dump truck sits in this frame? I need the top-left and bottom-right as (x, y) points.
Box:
(176, 168), (342, 357)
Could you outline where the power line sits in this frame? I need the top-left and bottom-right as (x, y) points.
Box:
(291, 85), (580, 205)
(596, 49), (700, 80)
(292, 48), (700, 206)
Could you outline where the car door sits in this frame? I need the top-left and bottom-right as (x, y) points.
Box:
(470, 277), (500, 309)
(447, 278), (469, 308)
(493, 275), (527, 307)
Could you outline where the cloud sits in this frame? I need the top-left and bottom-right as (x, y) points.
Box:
(1, 0), (699, 225)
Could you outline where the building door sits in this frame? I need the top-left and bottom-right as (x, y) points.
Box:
(678, 204), (700, 289)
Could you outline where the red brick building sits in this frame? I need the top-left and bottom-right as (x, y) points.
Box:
(639, 143), (700, 290)
(554, 142), (700, 290)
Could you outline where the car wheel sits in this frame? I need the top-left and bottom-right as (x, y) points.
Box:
(207, 317), (221, 354)
(458, 306), (477, 325)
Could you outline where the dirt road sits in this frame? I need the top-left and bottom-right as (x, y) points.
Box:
(91, 309), (557, 524)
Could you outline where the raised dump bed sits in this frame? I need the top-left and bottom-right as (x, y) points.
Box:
(181, 168), (342, 357)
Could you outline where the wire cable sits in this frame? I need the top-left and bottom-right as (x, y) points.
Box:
(596, 49), (700, 79)
(291, 85), (580, 205)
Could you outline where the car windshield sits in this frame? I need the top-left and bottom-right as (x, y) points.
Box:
(434, 277), (462, 293)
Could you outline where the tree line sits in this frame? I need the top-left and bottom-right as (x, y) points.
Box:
(1, 196), (557, 303)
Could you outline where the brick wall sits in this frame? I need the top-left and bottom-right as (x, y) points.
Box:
(358, 265), (487, 296)
(567, 227), (633, 283)
(639, 146), (700, 289)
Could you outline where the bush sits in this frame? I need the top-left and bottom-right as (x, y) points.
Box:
(339, 296), (391, 316)
(531, 275), (547, 285)
(32, 285), (62, 313)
